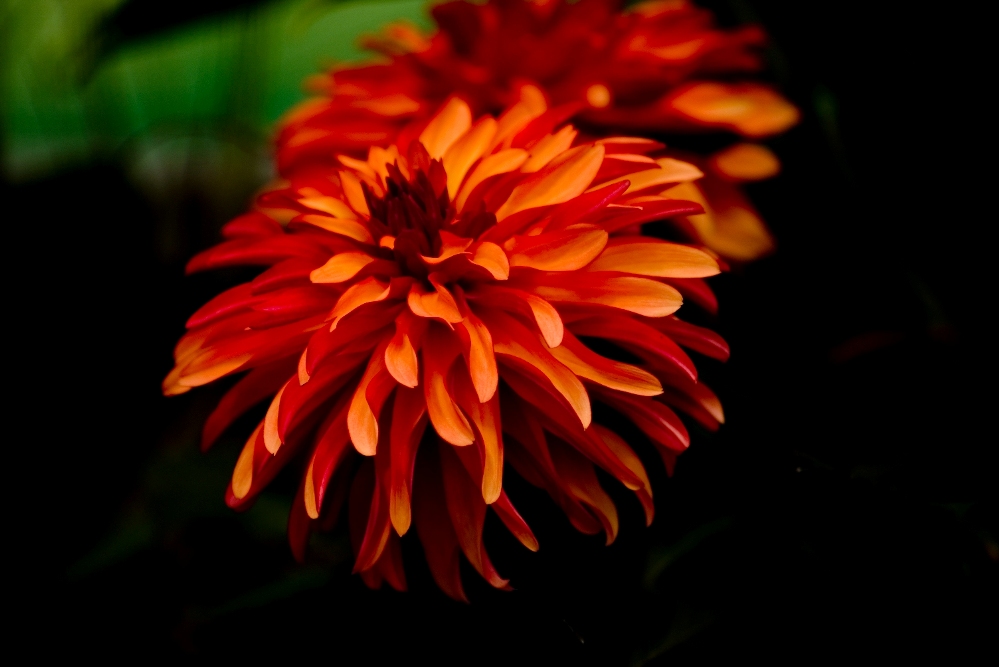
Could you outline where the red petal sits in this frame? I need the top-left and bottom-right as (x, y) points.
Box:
(413, 442), (468, 602)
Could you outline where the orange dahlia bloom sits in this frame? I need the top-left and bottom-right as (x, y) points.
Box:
(277, 0), (798, 261)
(165, 98), (729, 599)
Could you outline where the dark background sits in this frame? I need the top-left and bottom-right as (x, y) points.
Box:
(9, 0), (995, 661)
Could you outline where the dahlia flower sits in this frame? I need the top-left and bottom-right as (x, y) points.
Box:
(165, 97), (729, 599)
(277, 0), (797, 261)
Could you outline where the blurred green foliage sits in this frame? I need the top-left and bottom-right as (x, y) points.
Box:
(1, 0), (428, 181)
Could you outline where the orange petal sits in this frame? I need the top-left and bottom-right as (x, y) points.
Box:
(456, 148), (529, 212)
(352, 93), (420, 116)
(665, 181), (775, 262)
(709, 143), (780, 181)
(490, 95), (548, 152)
(452, 371), (504, 504)
(297, 214), (373, 244)
(422, 326), (474, 446)
(297, 196), (358, 220)
(419, 97), (473, 159)
(521, 125), (578, 173)
(420, 231), (473, 265)
(407, 279), (464, 324)
(481, 309), (590, 428)
(367, 145), (404, 181)
(262, 383), (288, 454)
(385, 310), (427, 388)
(337, 154), (377, 179)
(176, 353), (253, 388)
(347, 343), (395, 456)
(443, 117), (498, 198)
(592, 158), (702, 194)
(667, 82), (800, 138)
(339, 170), (370, 216)
(527, 275), (683, 318)
(389, 386), (428, 535)
(310, 252), (375, 283)
(548, 331), (662, 397)
(495, 145), (605, 220)
(586, 238), (720, 278)
(469, 241), (510, 280)
(231, 424), (261, 500)
(456, 308), (498, 404)
(507, 227), (608, 271)
(330, 277), (391, 329)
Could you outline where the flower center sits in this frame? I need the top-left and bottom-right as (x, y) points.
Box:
(361, 154), (496, 283)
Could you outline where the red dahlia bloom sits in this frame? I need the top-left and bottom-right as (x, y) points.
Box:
(277, 0), (798, 261)
(165, 98), (729, 599)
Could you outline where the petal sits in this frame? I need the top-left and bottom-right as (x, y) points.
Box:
(567, 313), (697, 381)
(521, 274), (683, 318)
(262, 383), (288, 454)
(339, 170), (370, 217)
(296, 196), (358, 221)
(454, 299), (498, 404)
(507, 227), (608, 271)
(407, 279), (464, 324)
(667, 82), (800, 138)
(709, 143), (780, 182)
(548, 330), (663, 397)
(201, 357), (296, 451)
(548, 438), (619, 545)
(585, 238), (720, 278)
(413, 442), (468, 602)
(521, 125), (578, 173)
(347, 342), (396, 456)
(443, 116), (498, 198)
(653, 316), (730, 361)
(469, 241), (510, 280)
(452, 370), (504, 504)
(591, 158), (702, 195)
(303, 398), (353, 519)
(491, 492), (539, 551)
(592, 425), (654, 526)
(480, 308), (591, 428)
(389, 386), (428, 535)
(495, 145), (605, 220)
(466, 285), (563, 348)
(596, 389), (690, 453)
(441, 443), (508, 588)
(419, 97), (473, 159)
(385, 310), (427, 388)
(330, 277), (391, 328)
(310, 252), (375, 283)
(455, 148), (529, 212)
(422, 325), (474, 446)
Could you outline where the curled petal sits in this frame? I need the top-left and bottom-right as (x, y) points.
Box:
(422, 325), (475, 446)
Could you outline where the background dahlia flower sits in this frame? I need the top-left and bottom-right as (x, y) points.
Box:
(277, 0), (798, 262)
(165, 97), (729, 599)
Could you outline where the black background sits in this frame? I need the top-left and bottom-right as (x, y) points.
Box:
(10, 0), (995, 662)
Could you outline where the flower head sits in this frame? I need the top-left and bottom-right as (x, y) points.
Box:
(165, 98), (729, 599)
(277, 0), (798, 261)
